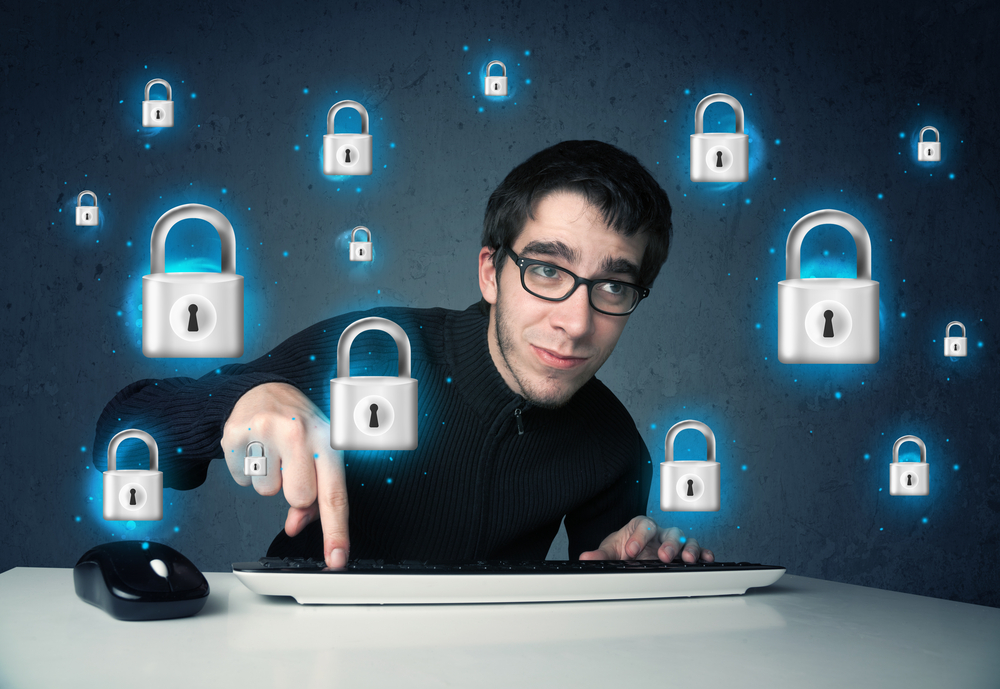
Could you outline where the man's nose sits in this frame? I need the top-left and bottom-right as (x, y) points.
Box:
(550, 283), (594, 338)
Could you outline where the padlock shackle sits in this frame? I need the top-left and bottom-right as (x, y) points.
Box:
(486, 61), (507, 77)
(918, 126), (940, 143)
(351, 226), (371, 242)
(664, 420), (716, 463)
(245, 441), (265, 457)
(144, 78), (172, 102)
(327, 100), (369, 136)
(149, 204), (237, 275)
(945, 321), (966, 338)
(77, 190), (98, 207)
(785, 209), (872, 281)
(337, 317), (411, 379)
(107, 429), (159, 472)
(694, 93), (744, 135)
(892, 435), (926, 464)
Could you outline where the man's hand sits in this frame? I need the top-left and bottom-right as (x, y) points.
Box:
(221, 382), (349, 568)
(579, 517), (714, 563)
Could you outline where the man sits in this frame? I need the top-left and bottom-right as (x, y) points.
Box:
(94, 140), (714, 568)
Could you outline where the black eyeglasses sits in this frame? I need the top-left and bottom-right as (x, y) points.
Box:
(502, 246), (650, 316)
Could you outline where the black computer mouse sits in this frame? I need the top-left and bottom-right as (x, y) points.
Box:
(73, 540), (210, 621)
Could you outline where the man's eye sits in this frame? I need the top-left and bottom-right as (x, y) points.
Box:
(599, 282), (624, 295)
(529, 265), (562, 280)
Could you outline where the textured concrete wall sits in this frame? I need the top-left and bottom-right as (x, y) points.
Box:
(1, 0), (998, 607)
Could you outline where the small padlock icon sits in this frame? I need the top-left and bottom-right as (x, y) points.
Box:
(330, 317), (418, 451)
(142, 78), (174, 128)
(323, 100), (372, 176)
(690, 93), (749, 183)
(75, 190), (99, 226)
(944, 321), (967, 357)
(350, 226), (373, 262)
(889, 435), (929, 496)
(660, 420), (720, 512)
(142, 204), (244, 358)
(778, 210), (880, 364)
(103, 429), (163, 521)
(485, 61), (508, 96)
(917, 126), (941, 162)
(244, 441), (267, 476)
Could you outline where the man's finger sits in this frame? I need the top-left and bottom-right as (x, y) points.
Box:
(314, 447), (350, 568)
(578, 548), (608, 561)
(680, 536), (701, 563)
(622, 516), (659, 559)
(284, 503), (319, 538)
(657, 526), (684, 562)
(222, 441), (253, 487)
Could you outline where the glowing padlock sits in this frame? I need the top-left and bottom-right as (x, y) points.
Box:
(690, 93), (748, 183)
(889, 435), (929, 497)
(485, 61), (507, 96)
(917, 126), (941, 162)
(75, 190), (99, 226)
(103, 429), (163, 521)
(323, 100), (372, 176)
(944, 321), (967, 357)
(142, 79), (174, 128)
(660, 420), (720, 512)
(350, 226), (373, 262)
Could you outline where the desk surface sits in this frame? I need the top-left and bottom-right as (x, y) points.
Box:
(1, 567), (998, 688)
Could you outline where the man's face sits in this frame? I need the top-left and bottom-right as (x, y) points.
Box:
(478, 190), (648, 408)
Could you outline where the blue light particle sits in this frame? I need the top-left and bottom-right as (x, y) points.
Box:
(176, 447), (183, 453)
(650, 423), (656, 430)
(769, 247), (775, 254)
(755, 323), (761, 329)
(524, 50), (530, 55)
(684, 88), (690, 95)
(446, 377), (452, 383)
(173, 526), (180, 532)
(679, 537), (686, 544)
(145, 143), (150, 149)
(294, 145), (300, 151)
(310, 355), (316, 361)
(877, 193), (884, 199)
(745, 198), (751, 204)
(75, 515), (81, 522)
(356, 187), (361, 193)
(864, 453), (870, 460)
(774, 139), (781, 145)
(141, 540), (148, 548)
(953, 464), (959, 470)
(81, 446), (87, 452)
(126, 240), (132, 247)
(900, 312), (906, 318)
(463, 45), (468, 51)
(949, 173), (955, 179)
(303, 88), (309, 94)
(190, 93), (196, 99)
(387, 478), (393, 484)
(221, 188), (227, 194)
(741, 465), (747, 471)
(117, 311), (122, 317)
(126, 521), (136, 531)
(899, 132), (905, 138)
(390, 142), (396, 148)
(835, 391), (842, 399)
(283, 251), (289, 257)
(478, 106), (484, 113)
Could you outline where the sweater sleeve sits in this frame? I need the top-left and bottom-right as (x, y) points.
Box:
(563, 432), (653, 559)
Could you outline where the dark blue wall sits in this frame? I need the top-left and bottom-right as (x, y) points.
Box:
(1, 0), (998, 607)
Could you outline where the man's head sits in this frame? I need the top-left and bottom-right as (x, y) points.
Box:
(478, 140), (673, 408)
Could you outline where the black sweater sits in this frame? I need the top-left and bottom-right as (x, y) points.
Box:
(93, 303), (653, 560)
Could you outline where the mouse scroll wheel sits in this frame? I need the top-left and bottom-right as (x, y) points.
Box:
(149, 559), (169, 579)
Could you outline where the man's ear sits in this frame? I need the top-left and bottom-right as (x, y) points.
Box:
(478, 246), (498, 305)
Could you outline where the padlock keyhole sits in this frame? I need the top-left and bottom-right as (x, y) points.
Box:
(822, 310), (835, 338)
(715, 151), (724, 167)
(494, 83), (498, 90)
(954, 343), (959, 351)
(359, 248), (364, 255)
(906, 474), (912, 486)
(254, 463), (259, 471)
(344, 149), (352, 163)
(129, 489), (137, 505)
(369, 403), (379, 428)
(187, 304), (199, 332)
(928, 148), (933, 156)
(155, 109), (163, 120)
(686, 479), (694, 497)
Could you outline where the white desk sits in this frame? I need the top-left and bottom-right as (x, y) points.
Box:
(1, 567), (998, 688)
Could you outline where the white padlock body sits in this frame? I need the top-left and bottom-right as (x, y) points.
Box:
(244, 456), (267, 476)
(350, 242), (373, 261)
(660, 460), (720, 512)
(778, 278), (879, 363)
(76, 206), (99, 226)
(690, 132), (748, 183)
(485, 76), (508, 96)
(889, 461), (929, 496)
(944, 336), (967, 357)
(323, 133), (373, 175)
(142, 99), (174, 128)
(103, 470), (163, 521)
(142, 273), (243, 358)
(918, 141), (941, 162)
(331, 376), (417, 451)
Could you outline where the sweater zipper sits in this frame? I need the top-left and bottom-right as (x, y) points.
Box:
(514, 407), (524, 435)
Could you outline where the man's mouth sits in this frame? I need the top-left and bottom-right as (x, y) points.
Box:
(531, 345), (589, 370)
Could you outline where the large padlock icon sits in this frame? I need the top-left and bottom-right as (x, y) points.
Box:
(485, 61), (508, 96)
(350, 226), (373, 262)
(142, 78), (174, 128)
(917, 126), (941, 162)
(778, 209), (880, 364)
(330, 317), (418, 451)
(660, 420), (720, 512)
(75, 190), (99, 226)
(690, 93), (748, 183)
(244, 441), (267, 477)
(944, 321), (967, 357)
(323, 100), (372, 176)
(142, 204), (244, 358)
(103, 429), (163, 521)
(889, 435), (929, 496)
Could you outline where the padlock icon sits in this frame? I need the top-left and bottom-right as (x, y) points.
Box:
(350, 226), (373, 262)
(244, 441), (267, 477)
(323, 100), (372, 176)
(485, 61), (508, 96)
(690, 93), (749, 183)
(660, 420), (720, 512)
(889, 435), (929, 496)
(917, 126), (941, 162)
(778, 209), (880, 364)
(142, 78), (174, 128)
(75, 190), (99, 226)
(142, 204), (244, 358)
(944, 321), (967, 357)
(103, 429), (163, 521)
(330, 317), (418, 451)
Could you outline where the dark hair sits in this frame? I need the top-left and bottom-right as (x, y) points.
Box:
(480, 140), (672, 313)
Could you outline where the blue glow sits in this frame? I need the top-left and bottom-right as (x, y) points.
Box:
(141, 541), (148, 549)
(741, 465), (747, 471)
(81, 446), (87, 452)
(774, 139), (781, 145)
(901, 312), (906, 318)
(221, 188), (227, 194)
(390, 142), (396, 148)
(684, 88), (690, 95)
(283, 251), (289, 257)
(190, 93), (196, 99)
(463, 45), (468, 51)
(864, 453), (870, 460)
(446, 377), (452, 383)
(949, 173), (955, 179)
(303, 88), (309, 94)
(899, 132), (905, 138)
(524, 50), (530, 55)
(387, 478), (393, 484)
(835, 391), (842, 399)
(877, 193), (884, 199)
(145, 143), (150, 149)
(953, 464), (959, 470)
(294, 145), (300, 151)
(126, 521), (136, 530)
(679, 537), (686, 544)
